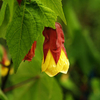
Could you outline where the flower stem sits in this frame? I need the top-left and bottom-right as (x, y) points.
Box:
(1, 59), (12, 90)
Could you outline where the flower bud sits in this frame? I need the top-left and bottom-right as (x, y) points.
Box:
(1, 46), (11, 76)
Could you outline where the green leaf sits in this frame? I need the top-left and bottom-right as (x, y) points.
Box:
(4, 0), (14, 21)
(6, 0), (57, 72)
(0, 1), (7, 26)
(6, 34), (43, 85)
(0, 89), (8, 100)
(39, 0), (67, 24)
(7, 75), (63, 100)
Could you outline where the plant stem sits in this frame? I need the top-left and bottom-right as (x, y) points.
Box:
(3, 76), (40, 93)
(1, 65), (11, 90)
(1, 59), (13, 90)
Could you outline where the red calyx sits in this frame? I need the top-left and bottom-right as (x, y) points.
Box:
(1, 47), (9, 65)
(43, 22), (68, 64)
(23, 41), (37, 61)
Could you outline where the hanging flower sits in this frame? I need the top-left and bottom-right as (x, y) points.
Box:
(23, 41), (37, 61)
(42, 22), (69, 77)
(1, 48), (10, 66)
(1, 47), (13, 77)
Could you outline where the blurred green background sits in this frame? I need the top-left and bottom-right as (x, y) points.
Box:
(0, 0), (100, 100)
(59, 0), (100, 99)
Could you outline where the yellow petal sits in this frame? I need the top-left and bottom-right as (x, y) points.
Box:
(60, 50), (69, 74)
(1, 60), (11, 77)
(4, 60), (10, 66)
(10, 68), (14, 75)
(42, 50), (51, 72)
(1, 67), (8, 77)
(42, 49), (69, 77)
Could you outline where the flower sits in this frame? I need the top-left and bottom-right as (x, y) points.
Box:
(1, 48), (10, 66)
(1, 66), (13, 77)
(42, 22), (69, 77)
(23, 41), (37, 61)
(1, 47), (12, 77)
